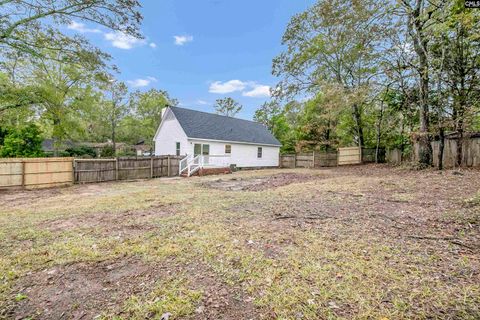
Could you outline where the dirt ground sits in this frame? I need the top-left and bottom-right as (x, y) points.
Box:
(0, 165), (479, 319)
(202, 172), (316, 191)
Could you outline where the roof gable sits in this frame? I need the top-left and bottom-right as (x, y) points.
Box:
(169, 106), (281, 146)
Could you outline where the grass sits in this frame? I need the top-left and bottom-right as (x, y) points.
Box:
(1, 165), (479, 319)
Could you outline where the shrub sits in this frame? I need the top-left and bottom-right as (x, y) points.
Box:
(100, 144), (115, 157)
(0, 124), (44, 158)
(62, 145), (97, 158)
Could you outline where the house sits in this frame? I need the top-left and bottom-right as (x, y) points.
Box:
(153, 106), (281, 174)
(133, 140), (152, 156)
(42, 139), (132, 157)
(41, 139), (75, 155)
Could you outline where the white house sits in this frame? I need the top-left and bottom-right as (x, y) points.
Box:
(153, 106), (281, 174)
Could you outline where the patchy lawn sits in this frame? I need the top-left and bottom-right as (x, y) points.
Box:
(0, 165), (479, 319)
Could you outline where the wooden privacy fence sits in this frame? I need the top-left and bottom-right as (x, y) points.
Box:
(411, 133), (480, 168)
(0, 157), (73, 189)
(431, 138), (480, 168)
(386, 149), (402, 165)
(0, 156), (182, 189)
(361, 148), (386, 163)
(280, 151), (338, 168)
(338, 147), (362, 165)
(74, 156), (182, 183)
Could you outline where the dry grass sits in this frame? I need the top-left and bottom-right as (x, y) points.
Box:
(0, 165), (479, 319)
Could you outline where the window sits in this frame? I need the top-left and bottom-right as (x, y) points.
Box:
(202, 144), (210, 155)
(257, 147), (262, 158)
(225, 144), (231, 154)
(176, 142), (180, 156)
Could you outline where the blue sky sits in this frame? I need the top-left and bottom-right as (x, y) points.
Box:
(66, 0), (314, 120)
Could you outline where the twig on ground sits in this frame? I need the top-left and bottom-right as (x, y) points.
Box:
(407, 235), (477, 250)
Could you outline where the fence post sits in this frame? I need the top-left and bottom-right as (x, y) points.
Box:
(72, 159), (75, 184)
(115, 158), (119, 181)
(167, 156), (171, 177)
(312, 151), (315, 168)
(150, 156), (153, 179)
(21, 160), (26, 189)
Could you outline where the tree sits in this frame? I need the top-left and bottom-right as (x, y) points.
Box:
(102, 81), (129, 153)
(273, 0), (395, 148)
(429, 1), (480, 166)
(254, 101), (282, 131)
(254, 101), (295, 153)
(295, 87), (345, 152)
(119, 89), (178, 146)
(0, 0), (142, 59)
(23, 48), (108, 154)
(397, 0), (442, 166)
(0, 123), (44, 157)
(213, 97), (242, 117)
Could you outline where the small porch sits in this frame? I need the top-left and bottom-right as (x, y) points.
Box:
(179, 154), (232, 177)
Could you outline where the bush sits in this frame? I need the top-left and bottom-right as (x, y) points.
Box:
(0, 127), (9, 146)
(62, 145), (97, 158)
(116, 148), (136, 157)
(0, 124), (44, 158)
(99, 144), (115, 157)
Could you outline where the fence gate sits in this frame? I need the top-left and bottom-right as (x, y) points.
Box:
(338, 147), (362, 165)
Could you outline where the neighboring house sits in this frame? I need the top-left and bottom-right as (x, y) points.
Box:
(83, 142), (130, 156)
(153, 106), (281, 171)
(133, 140), (152, 156)
(42, 139), (132, 157)
(41, 139), (75, 155)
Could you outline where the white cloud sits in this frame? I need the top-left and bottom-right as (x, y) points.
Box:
(209, 80), (271, 98)
(127, 76), (157, 88)
(67, 21), (101, 33)
(174, 35), (193, 46)
(149, 42), (157, 48)
(104, 31), (146, 49)
(242, 84), (271, 98)
(209, 80), (247, 94)
(196, 99), (208, 105)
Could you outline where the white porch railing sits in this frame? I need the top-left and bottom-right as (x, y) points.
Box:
(179, 154), (193, 175)
(200, 155), (231, 168)
(179, 154), (231, 177)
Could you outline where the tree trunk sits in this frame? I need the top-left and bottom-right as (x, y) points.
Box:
(456, 130), (463, 168)
(52, 116), (61, 157)
(375, 101), (385, 163)
(408, 0), (432, 167)
(352, 104), (364, 148)
(438, 127), (445, 170)
(112, 123), (116, 156)
(416, 49), (432, 166)
(454, 90), (466, 168)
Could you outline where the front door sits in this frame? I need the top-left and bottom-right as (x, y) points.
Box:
(194, 143), (202, 156)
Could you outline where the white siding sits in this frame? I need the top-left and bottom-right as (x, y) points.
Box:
(154, 109), (189, 156)
(153, 107), (281, 167)
(187, 139), (280, 167)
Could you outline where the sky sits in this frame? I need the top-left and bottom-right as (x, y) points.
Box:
(66, 0), (315, 120)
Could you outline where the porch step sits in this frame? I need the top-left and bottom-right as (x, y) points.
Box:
(180, 171), (199, 177)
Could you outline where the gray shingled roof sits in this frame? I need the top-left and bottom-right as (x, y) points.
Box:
(170, 106), (281, 146)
